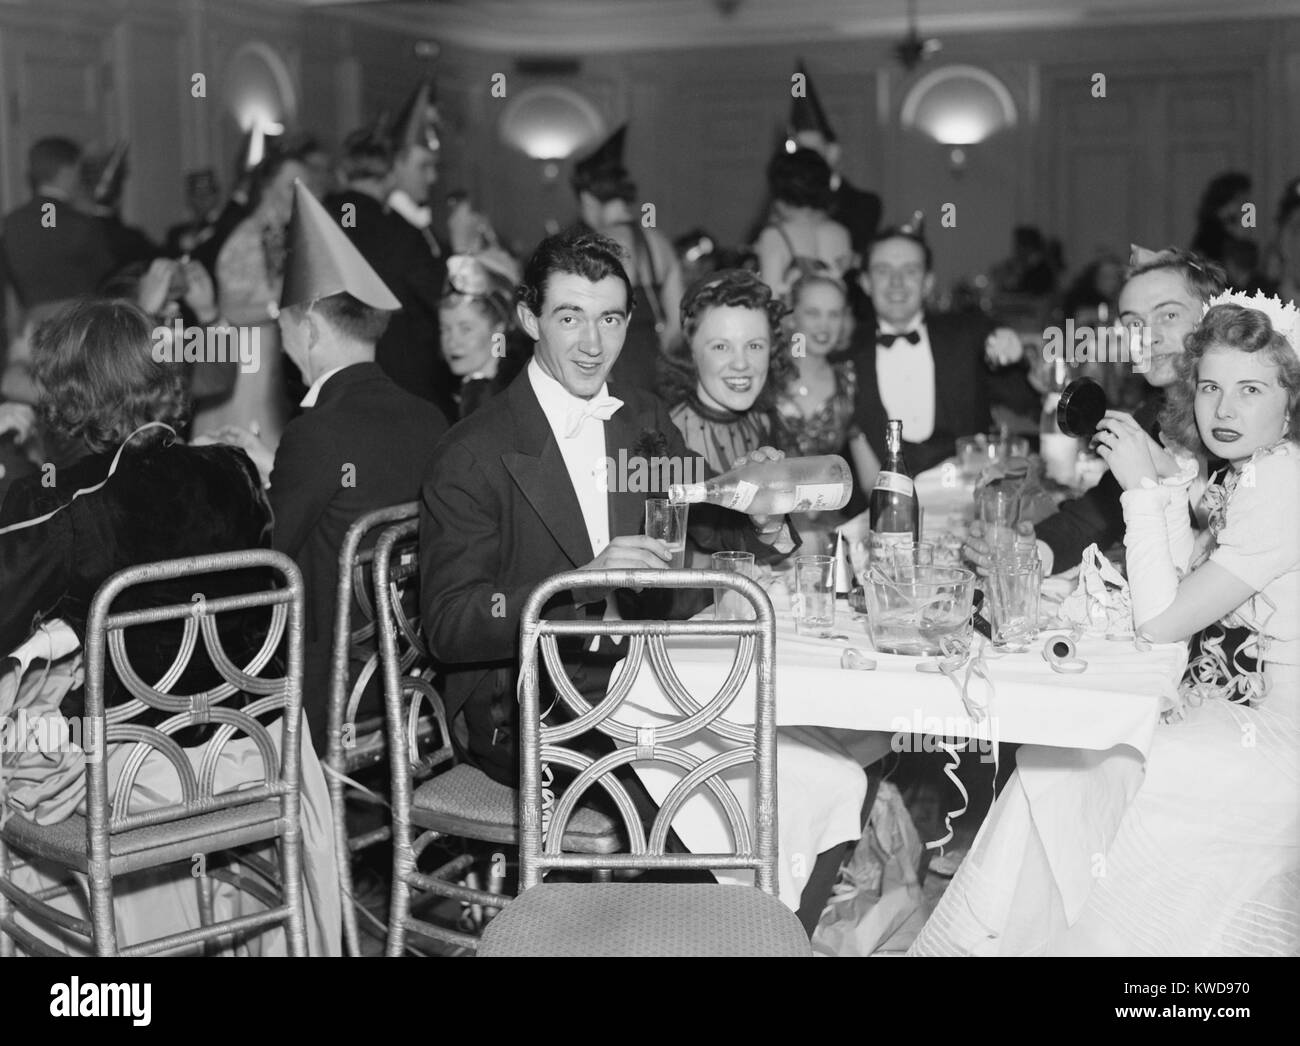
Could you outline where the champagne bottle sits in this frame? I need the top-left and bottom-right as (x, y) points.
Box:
(668, 454), (852, 515)
(869, 420), (920, 552)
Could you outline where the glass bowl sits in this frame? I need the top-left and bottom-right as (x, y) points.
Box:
(863, 565), (976, 656)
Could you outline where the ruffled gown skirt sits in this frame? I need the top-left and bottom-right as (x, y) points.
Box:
(909, 663), (1300, 956)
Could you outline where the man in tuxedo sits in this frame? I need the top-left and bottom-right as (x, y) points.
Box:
(0, 137), (115, 316)
(212, 181), (448, 750)
(326, 128), (450, 412)
(420, 228), (797, 784)
(422, 230), (876, 927)
(964, 247), (1227, 576)
(849, 227), (1027, 481)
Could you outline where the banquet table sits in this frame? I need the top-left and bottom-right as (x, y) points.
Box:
(606, 461), (1191, 909)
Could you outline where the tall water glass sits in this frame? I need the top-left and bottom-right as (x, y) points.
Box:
(988, 551), (1042, 648)
(712, 551), (756, 621)
(645, 498), (689, 568)
(794, 554), (835, 635)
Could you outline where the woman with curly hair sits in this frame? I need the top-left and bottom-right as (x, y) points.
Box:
(912, 296), (1300, 956)
(0, 298), (340, 955)
(753, 148), (852, 299)
(661, 268), (795, 473)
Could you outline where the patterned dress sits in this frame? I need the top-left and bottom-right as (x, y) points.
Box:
(773, 362), (859, 457)
(668, 394), (774, 474)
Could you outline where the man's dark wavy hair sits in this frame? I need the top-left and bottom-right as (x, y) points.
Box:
(33, 299), (187, 455)
(660, 268), (794, 410)
(516, 228), (634, 317)
(1160, 303), (1300, 456)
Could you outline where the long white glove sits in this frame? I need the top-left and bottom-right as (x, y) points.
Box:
(1121, 479), (1193, 628)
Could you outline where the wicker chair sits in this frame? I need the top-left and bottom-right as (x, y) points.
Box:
(374, 520), (620, 956)
(0, 550), (309, 956)
(325, 501), (441, 956)
(477, 569), (811, 957)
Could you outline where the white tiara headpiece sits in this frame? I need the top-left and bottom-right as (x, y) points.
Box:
(1203, 289), (1300, 355)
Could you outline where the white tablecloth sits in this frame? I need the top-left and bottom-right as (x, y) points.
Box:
(609, 602), (1188, 909)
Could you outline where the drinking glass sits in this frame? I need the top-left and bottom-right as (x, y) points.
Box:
(712, 551), (756, 621)
(988, 551), (1042, 648)
(976, 488), (1020, 558)
(645, 498), (689, 568)
(794, 554), (835, 635)
(890, 540), (935, 579)
(956, 436), (984, 481)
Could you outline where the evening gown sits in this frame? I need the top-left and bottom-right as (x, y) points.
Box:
(910, 440), (1300, 956)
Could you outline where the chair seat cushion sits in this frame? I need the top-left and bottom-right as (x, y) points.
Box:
(2, 800), (285, 877)
(477, 882), (811, 957)
(411, 764), (619, 853)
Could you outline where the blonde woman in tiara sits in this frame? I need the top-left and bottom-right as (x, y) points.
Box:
(911, 291), (1300, 956)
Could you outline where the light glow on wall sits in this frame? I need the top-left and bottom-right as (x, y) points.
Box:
(900, 64), (1017, 146)
(499, 85), (605, 160)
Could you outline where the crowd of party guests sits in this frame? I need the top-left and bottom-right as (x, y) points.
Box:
(0, 63), (1298, 956)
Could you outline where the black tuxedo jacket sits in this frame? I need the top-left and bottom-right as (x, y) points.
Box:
(325, 190), (453, 416)
(830, 178), (883, 258)
(269, 362), (448, 750)
(0, 195), (116, 308)
(851, 312), (996, 475)
(419, 369), (792, 784)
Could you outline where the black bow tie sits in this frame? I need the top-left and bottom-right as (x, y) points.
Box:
(876, 329), (922, 348)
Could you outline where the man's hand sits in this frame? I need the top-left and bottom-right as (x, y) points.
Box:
(192, 425), (274, 486)
(1093, 410), (1159, 491)
(0, 402), (36, 444)
(984, 327), (1024, 367)
(138, 258), (178, 316)
(729, 445), (786, 532)
(962, 519), (1037, 576)
(573, 535), (673, 604)
(180, 258), (218, 324)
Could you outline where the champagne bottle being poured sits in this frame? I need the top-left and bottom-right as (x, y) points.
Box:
(668, 454), (853, 515)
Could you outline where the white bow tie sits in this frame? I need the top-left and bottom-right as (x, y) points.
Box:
(564, 393), (623, 438)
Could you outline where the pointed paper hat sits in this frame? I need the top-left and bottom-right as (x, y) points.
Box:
(573, 124), (627, 180)
(393, 77), (440, 153)
(899, 209), (925, 238)
(91, 141), (129, 205)
(280, 180), (401, 311)
(789, 61), (836, 143)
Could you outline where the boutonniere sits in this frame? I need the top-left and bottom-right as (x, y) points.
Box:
(631, 429), (670, 460)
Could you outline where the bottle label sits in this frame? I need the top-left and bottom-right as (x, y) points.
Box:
(793, 483), (847, 511)
(722, 479), (759, 512)
(873, 471), (914, 497)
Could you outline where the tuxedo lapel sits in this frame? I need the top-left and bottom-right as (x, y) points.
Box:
(603, 396), (648, 542)
(500, 376), (595, 568)
(924, 315), (958, 430)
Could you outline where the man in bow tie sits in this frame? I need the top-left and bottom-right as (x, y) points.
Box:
(848, 226), (1028, 486)
(420, 229), (798, 786)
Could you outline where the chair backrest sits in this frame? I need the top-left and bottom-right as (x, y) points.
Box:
(327, 502), (417, 757)
(517, 569), (777, 894)
(373, 519), (454, 780)
(83, 549), (305, 837)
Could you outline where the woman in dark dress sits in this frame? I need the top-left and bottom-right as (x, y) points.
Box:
(0, 299), (339, 954)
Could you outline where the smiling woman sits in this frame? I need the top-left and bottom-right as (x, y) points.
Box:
(661, 269), (794, 473)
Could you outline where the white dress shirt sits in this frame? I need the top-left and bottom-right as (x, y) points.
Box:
(875, 316), (936, 443)
(528, 359), (613, 559)
(299, 365), (348, 408)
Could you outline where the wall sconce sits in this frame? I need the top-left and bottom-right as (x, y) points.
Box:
(900, 64), (1017, 175)
(498, 85), (606, 162)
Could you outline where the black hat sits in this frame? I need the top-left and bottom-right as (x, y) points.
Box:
(788, 61), (836, 144)
(571, 124), (634, 201)
(392, 77), (440, 154)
